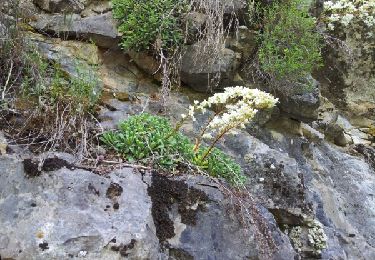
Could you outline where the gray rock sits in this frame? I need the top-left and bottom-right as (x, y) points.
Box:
(0, 154), (297, 259)
(180, 43), (240, 92)
(183, 11), (209, 44)
(278, 79), (321, 122)
(148, 173), (296, 260)
(30, 12), (119, 48)
(127, 51), (161, 80)
(308, 142), (375, 259)
(314, 0), (375, 121)
(0, 132), (7, 155)
(25, 32), (103, 95)
(226, 26), (257, 62)
(218, 0), (247, 14)
(0, 156), (160, 259)
(33, 0), (89, 13)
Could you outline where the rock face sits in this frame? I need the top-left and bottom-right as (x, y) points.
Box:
(180, 44), (240, 92)
(0, 155), (296, 259)
(33, 0), (89, 13)
(219, 116), (375, 259)
(3, 1), (375, 259)
(0, 156), (160, 259)
(30, 13), (119, 48)
(315, 1), (375, 121)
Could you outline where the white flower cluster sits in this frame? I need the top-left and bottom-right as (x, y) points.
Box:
(324, 0), (375, 30)
(186, 86), (278, 137)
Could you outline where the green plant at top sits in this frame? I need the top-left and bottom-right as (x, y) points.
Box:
(257, 0), (323, 82)
(101, 113), (247, 186)
(111, 0), (186, 52)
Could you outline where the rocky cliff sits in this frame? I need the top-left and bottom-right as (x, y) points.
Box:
(0, 0), (374, 259)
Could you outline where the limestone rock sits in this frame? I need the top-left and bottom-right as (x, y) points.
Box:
(0, 132), (7, 155)
(0, 155), (297, 259)
(315, 0), (375, 120)
(226, 26), (257, 62)
(180, 44), (240, 92)
(0, 156), (160, 259)
(278, 79), (321, 122)
(33, 0), (89, 13)
(30, 12), (119, 48)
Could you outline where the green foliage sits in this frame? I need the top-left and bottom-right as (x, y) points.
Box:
(206, 148), (247, 187)
(50, 63), (101, 111)
(101, 113), (192, 166)
(257, 0), (322, 82)
(18, 48), (101, 112)
(111, 0), (186, 52)
(101, 113), (246, 186)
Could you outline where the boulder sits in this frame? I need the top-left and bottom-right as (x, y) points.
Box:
(30, 12), (119, 48)
(180, 43), (241, 92)
(277, 82), (321, 123)
(147, 173), (296, 260)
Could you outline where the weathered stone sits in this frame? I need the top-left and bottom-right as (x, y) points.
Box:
(183, 12), (208, 44)
(0, 156), (160, 259)
(180, 43), (240, 92)
(30, 12), (119, 48)
(334, 132), (353, 147)
(301, 123), (325, 143)
(315, 0), (375, 120)
(219, 0), (247, 14)
(0, 154), (298, 259)
(226, 26), (257, 62)
(81, 1), (111, 17)
(33, 0), (89, 13)
(147, 173), (296, 260)
(127, 51), (161, 81)
(277, 79), (321, 122)
(0, 132), (7, 155)
(98, 50), (143, 93)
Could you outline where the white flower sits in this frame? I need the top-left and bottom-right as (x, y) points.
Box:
(181, 114), (187, 119)
(202, 133), (213, 139)
(341, 13), (354, 26)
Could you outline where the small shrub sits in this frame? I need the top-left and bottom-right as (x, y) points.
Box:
(257, 0), (322, 82)
(101, 113), (246, 186)
(111, 0), (186, 52)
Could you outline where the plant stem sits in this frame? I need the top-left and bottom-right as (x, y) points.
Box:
(194, 109), (224, 152)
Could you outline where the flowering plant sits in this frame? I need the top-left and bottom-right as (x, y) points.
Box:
(181, 86), (278, 162)
(323, 0), (375, 31)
